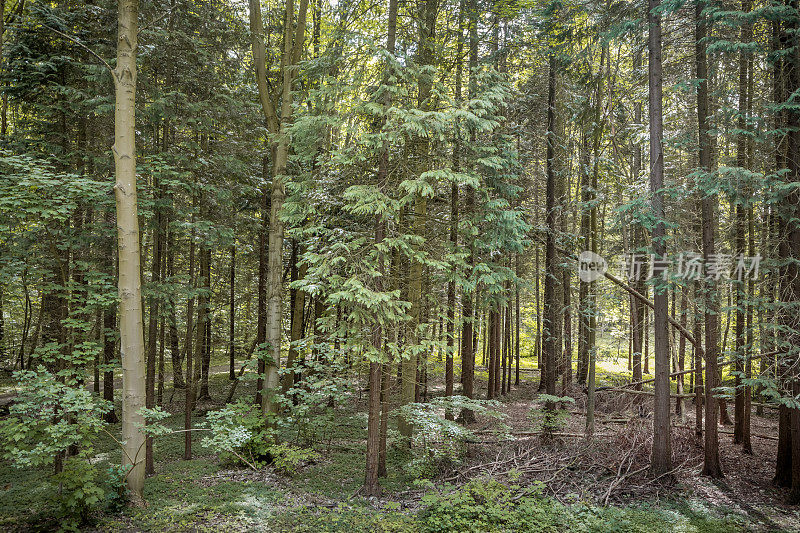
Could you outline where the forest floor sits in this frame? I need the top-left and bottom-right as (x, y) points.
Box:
(1, 359), (799, 532)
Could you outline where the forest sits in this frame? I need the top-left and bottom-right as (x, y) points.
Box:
(1, 0), (800, 529)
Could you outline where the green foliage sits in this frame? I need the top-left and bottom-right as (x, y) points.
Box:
(268, 443), (320, 476)
(0, 367), (108, 468)
(277, 356), (353, 445)
(202, 400), (275, 468)
(418, 479), (565, 533)
(528, 394), (575, 436)
(51, 458), (104, 530)
(395, 396), (507, 478)
(418, 480), (746, 533)
(102, 464), (131, 513)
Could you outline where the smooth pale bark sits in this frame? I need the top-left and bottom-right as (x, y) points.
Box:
(249, 0), (309, 417)
(649, 0), (672, 476)
(113, 0), (146, 502)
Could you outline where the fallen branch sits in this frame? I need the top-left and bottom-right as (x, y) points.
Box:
(718, 429), (778, 441)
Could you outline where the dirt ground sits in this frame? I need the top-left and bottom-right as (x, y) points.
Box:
(436, 371), (800, 532)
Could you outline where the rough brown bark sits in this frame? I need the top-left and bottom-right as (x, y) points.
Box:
(697, 0), (723, 478)
(543, 51), (559, 399)
(649, 0), (672, 476)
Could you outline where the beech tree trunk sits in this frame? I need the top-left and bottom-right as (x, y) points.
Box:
(249, 0), (309, 417)
(113, 0), (146, 501)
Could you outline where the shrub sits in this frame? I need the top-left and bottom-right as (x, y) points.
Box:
(417, 479), (567, 533)
(395, 396), (507, 478)
(528, 394), (574, 439)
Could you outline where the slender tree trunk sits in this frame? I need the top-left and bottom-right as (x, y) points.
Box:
(255, 158), (269, 406)
(543, 51), (560, 400)
(697, 0), (723, 478)
(145, 177), (163, 476)
(229, 244), (236, 380)
(284, 242), (306, 394)
(166, 224), (184, 390)
(782, 0), (800, 503)
(649, 0), (672, 476)
(676, 286), (687, 415)
(113, 0), (146, 501)
(458, 0), (478, 423)
(249, 0), (309, 417)
(515, 255), (521, 386)
(693, 284), (704, 438)
(183, 216), (196, 460)
(365, 0), (397, 492)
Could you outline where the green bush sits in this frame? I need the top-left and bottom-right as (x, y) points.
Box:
(202, 399), (276, 468)
(395, 396), (507, 478)
(417, 479), (568, 533)
(52, 458), (105, 531)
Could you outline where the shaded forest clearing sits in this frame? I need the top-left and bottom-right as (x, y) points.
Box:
(2, 359), (797, 532)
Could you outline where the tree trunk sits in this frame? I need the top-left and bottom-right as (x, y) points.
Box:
(543, 51), (560, 400)
(249, 0), (309, 417)
(515, 255), (521, 386)
(284, 241), (306, 394)
(229, 244), (236, 380)
(183, 216), (196, 460)
(167, 224), (184, 390)
(649, 0), (672, 476)
(145, 176), (163, 476)
(676, 286), (687, 416)
(697, 0), (723, 478)
(255, 158), (269, 406)
(458, 0), (478, 420)
(113, 0), (146, 501)
(693, 284), (704, 438)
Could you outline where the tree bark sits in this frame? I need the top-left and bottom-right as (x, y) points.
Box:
(543, 51), (559, 401)
(145, 175), (163, 476)
(458, 0), (478, 423)
(229, 243), (236, 380)
(249, 0), (309, 417)
(697, 0), (723, 478)
(113, 0), (146, 502)
(183, 214), (196, 460)
(649, 0), (672, 476)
